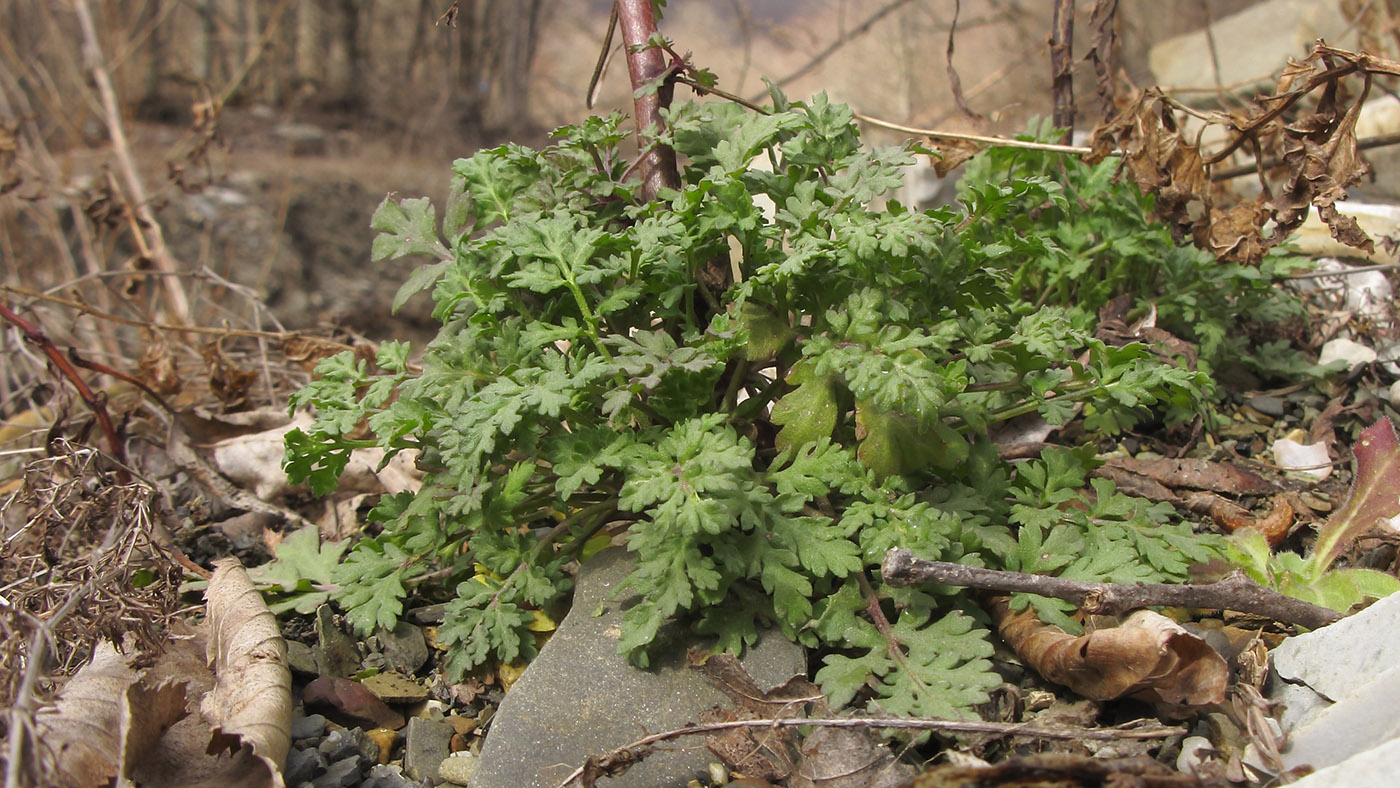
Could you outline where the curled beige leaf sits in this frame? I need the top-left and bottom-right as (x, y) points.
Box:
(203, 558), (293, 775)
(990, 597), (1228, 706)
(35, 641), (136, 786)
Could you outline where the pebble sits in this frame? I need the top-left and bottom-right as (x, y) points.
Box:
(315, 605), (362, 678)
(365, 727), (399, 764)
(283, 746), (326, 785)
(437, 753), (479, 786)
(290, 713), (327, 741)
(362, 671), (429, 704)
(362, 764), (414, 788)
(373, 621), (431, 674)
(1246, 394), (1287, 417)
(318, 729), (363, 764)
(403, 717), (454, 783)
(311, 755), (361, 788)
(443, 715), (478, 736)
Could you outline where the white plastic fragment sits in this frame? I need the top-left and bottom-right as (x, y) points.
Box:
(1318, 338), (1377, 373)
(1272, 437), (1332, 481)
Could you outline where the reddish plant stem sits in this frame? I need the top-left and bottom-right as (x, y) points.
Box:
(1, 301), (130, 481)
(881, 548), (1341, 631)
(614, 0), (680, 201)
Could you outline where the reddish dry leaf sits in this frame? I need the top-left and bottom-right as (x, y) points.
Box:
(1180, 493), (1293, 546)
(989, 598), (1227, 706)
(929, 137), (982, 177)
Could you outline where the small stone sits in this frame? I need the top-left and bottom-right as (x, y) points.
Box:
(1246, 394), (1286, 417)
(287, 641), (319, 676)
(407, 603), (447, 624)
(365, 727), (398, 764)
(402, 717), (453, 783)
(283, 746), (326, 785)
(290, 713), (327, 740)
(318, 729), (360, 764)
(315, 605), (362, 678)
(363, 764), (413, 788)
(437, 753), (479, 786)
(443, 715), (478, 736)
(303, 676), (405, 730)
(1319, 338), (1377, 373)
(406, 698), (446, 720)
(362, 671), (428, 704)
(450, 732), (470, 752)
(311, 755), (362, 788)
(374, 621), (430, 674)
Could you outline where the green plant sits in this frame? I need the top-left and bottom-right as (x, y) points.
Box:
(1226, 418), (1400, 614)
(959, 119), (1308, 369)
(283, 88), (1228, 717)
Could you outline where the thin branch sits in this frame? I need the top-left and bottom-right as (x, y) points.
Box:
(0, 301), (129, 481)
(72, 0), (192, 331)
(554, 715), (1186, 788)
(854, 113), (1094, 155)
(748, 0), (916, 102)
(882, 549), (1341, 630)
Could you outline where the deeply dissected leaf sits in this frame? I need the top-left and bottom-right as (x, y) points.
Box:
(248, 524), (347, 614)
(285, 88), (1247, 723)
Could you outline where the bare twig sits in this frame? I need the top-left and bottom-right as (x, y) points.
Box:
(882, 549), (1341, 630)
(554, 715), (1186, 788)
(0, 301), (130, 479)
(72, 0), (192, 331)
(748, 0), (916, 102)
(855, 113), (1094, 154)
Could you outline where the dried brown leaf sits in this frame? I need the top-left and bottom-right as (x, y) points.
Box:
(902, 752), (1215, 787)
(928, 137), (981, 178)
(202, 559), (293, 773)
(35, 642), (138, 787)
(691, 650), (817, 782)
(990, 599), (1227, 706)
(1102, 457), (1274, 495)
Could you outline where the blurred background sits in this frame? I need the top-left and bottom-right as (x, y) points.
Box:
(0, 0), (1389, 349)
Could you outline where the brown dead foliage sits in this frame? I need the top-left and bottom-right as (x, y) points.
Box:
(1088, 43), (1400, 264)
(989, 599), (1228, 708)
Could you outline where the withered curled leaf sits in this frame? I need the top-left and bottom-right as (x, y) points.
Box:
(990, 597), (1228, 706)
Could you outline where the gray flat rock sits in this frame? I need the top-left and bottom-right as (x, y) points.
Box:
(1266, 592), (1400, 779)
(471, 547), (806, 788)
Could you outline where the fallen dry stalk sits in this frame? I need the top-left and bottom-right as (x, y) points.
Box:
(554, 715), (1185, 788)
(881, 548), (1341, 630)
(72, 0), (192, 331)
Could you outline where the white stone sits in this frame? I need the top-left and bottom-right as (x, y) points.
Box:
(437, 753), (478, 786)
(1318, 338), (1377, 373)
(1271, 437), (1332, 481)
